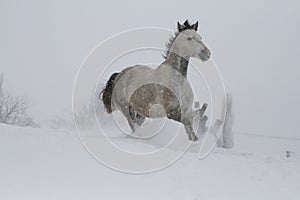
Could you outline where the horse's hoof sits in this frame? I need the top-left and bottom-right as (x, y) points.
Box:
(131, 127), (136, 133)
(188, 135), (198, 141)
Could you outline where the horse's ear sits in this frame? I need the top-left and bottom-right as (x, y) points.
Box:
(177, 22), (185, 32)
(192, 21), (199, 31)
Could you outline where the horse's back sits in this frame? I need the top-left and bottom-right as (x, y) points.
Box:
(112, 64), (155, 102)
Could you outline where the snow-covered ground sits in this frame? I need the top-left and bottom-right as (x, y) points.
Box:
(1, 123), (300, 200)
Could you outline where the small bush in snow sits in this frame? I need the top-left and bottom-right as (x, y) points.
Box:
(217, 94), (234, 149)
(0, 74), (37, 127)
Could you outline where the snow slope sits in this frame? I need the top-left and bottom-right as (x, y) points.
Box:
(1, 124), (300, 200)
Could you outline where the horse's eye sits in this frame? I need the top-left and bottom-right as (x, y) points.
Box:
(187, 37), (192, 41)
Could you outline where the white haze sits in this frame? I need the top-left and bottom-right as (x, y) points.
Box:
(0, 0), (299, 137)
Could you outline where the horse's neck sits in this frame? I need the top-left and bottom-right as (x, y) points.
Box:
(163, 52), (189, 77)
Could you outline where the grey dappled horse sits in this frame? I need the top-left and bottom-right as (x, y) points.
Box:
(101, 20), (210, 141)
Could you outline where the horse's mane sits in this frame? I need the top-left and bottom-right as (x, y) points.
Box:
(163, 32), (179, 59)
(163, 20), (194, 59)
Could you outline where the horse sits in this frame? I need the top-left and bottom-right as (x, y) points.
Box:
(100, 20), (211, 141)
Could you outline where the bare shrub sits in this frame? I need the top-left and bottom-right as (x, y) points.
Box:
(217, 94), (234, 148)
(74, 103), (96, 128)
(0, 74), (36, 127)
(73, 84), (109, 130)
(47, 116), (73, 130)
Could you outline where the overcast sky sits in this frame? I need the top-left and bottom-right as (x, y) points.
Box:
(0, 0), (299, 137)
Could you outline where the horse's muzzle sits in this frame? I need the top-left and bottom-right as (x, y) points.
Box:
(199, 49), (211, 61)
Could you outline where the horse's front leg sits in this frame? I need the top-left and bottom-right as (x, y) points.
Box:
(166, 107), (198, 141)
(182, 117), (198, 141)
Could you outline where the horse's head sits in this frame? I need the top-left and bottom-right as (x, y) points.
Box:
(172, 20), (211, 61)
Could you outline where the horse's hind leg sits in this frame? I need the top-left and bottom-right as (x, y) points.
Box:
(129, 106), (145, 126)
(119, 104), (136, 133)
(135, 113), (145, 126)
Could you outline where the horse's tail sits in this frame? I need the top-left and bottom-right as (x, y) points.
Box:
(100, 72), (119, 113)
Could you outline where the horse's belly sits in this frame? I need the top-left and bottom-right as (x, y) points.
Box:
(129, 84), (181, 119)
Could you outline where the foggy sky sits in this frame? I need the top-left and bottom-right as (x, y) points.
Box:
(0, 0), (299, 137)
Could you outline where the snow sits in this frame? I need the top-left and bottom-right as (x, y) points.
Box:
(1, 123), (300, 200)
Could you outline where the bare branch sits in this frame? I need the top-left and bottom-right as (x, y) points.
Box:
(0, 74), (35, 127)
